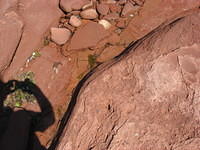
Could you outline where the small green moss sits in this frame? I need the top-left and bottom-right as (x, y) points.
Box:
(17, 71), (35, 83)
(77, 72), (85, 80)
(14, 101), (22, 107)
(88, 54), (97, 69)
(43, 36), (50, 46)
(32, 51), (41, 57)
(4, 71), (37, 108)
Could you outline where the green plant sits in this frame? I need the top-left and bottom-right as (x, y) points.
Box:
(43, 36), (50, 46)
(17, 71), (35, 83)
(4, 71), (37, 108)
(4, 89), (36, 107)
(88, 54), (98, 69)
(77, 72), (85, 80)
(31, 51), (41, 60)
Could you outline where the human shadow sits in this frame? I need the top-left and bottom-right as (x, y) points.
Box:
(0, 79), (55, 150)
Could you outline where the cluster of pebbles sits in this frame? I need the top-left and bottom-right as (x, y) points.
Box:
(50, 0), (144, 61)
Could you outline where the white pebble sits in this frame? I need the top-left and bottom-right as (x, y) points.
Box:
(98, 19), (112, 30)
(69, 15), (82, 27)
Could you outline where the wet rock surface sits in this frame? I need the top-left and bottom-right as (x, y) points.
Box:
(54, 11), (200, 150)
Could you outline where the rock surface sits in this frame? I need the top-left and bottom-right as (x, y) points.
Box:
(121, 2), (140, 16)
(69, 15), (82, 27)
(98, 19), (112, 30)
(68, 21), (109, 50)
(55, 11), (200, 150)
(1, 0), (62, 81)
(97, 3), (109, 15)
(21, 45), (74, 147)
(0, 11), (23, 72)
(60, 0), (90, 12)
(51, 28), (71, 45)
(80, 8), (98, 19)
(125, 0), (200, 41)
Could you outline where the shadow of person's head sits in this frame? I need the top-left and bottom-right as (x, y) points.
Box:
(0, 79), (55, 150)
(0, 79), (55, 131)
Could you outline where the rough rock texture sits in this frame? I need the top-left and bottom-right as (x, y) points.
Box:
(55, 11), (200, 150)
(21, 45), (74, 146)
(0, 0), (18, 15)
(121, 2), (140, 16)
(80, 9), (98, 19)
(50, 28), (71, 45)
(125, 0), (200, 41)
(0, 11), (23, 72)
(68, 21), (109, 50)
(60, 0), (90, 12)
(97, 3), (109, 15)
(69, 15), (82, 27)
(1, 0), (62, 81)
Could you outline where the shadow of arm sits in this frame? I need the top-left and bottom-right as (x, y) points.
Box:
(18, 79), (55, 131)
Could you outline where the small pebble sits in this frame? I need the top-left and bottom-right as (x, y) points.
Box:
(98, 19), (112, 30)
(69, 15), (82, 27)
(50, 27), (71, 45)
(80, 8), (98, 19)
(115, 28), (122, 34)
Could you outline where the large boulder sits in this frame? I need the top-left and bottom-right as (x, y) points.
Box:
(53, 11), (200, 150)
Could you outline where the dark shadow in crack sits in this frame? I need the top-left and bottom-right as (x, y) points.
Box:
(0, 79), (55, 150)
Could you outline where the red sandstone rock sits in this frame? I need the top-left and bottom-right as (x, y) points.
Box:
(69, 15), (82, 27)
(0, 11), (23, 72)
(0, 0), (18, 14)
(125, 0), (200, 41)
(107, 33), (121, 45)
(68, 21), (109, 50)
(116, 19), (127, 28)
(50, 28), (71, 45)
(117, 0), (127, 5)
(60, 0), (90, 12)
(97, 45), (124, 62)
(80, 8), (98, 19)
(103, 12), (119, 20)
(97, 3), (109, 15)
(133, 0), (144, 6)
(121, 2), (140, 16)
(2, 0), (62, 81)
(109, 3), (122, 13)
(63, 23), (76, 32)
(54, 11), (200, 150)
